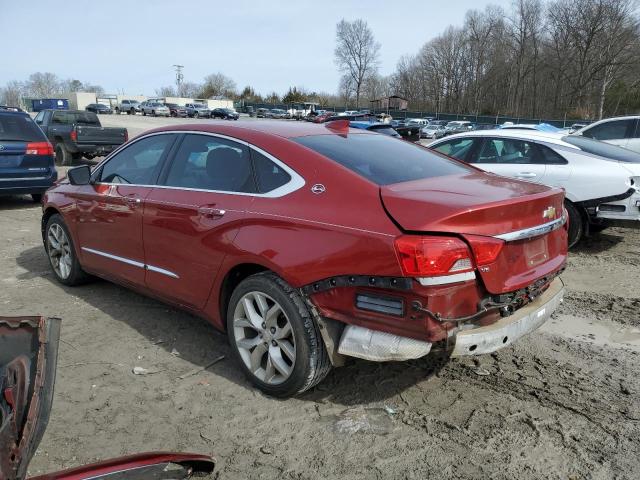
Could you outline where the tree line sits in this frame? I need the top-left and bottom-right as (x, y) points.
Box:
(363, 0), (640, 120)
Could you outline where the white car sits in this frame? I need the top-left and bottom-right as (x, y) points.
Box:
(428, 129), (640, 246)
(573, 116), (640, 153)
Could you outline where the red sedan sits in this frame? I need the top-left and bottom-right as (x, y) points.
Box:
(41, 120), (567, 397)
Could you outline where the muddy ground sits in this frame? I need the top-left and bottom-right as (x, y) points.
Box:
(2, 115), (639, 479)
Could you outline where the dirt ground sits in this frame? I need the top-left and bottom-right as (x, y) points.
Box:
(2, 115), (640, 479)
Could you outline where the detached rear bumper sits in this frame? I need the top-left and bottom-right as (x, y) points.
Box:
(451, 278), (564, 356)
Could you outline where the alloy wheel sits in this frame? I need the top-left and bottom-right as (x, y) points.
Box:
(47, 224), (72, 279)
(233, 291), (296, 385)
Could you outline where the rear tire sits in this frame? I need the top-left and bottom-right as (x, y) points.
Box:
(565, 200), (584, 248)
(226, 272), (331, 397)
(55, 143), (71, 166)
(195, 111), (200, 118)
(44, 214), (91, 286)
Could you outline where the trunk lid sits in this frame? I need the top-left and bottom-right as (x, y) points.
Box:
(381, 172), (567, 294)
(0, 142), (53, 178)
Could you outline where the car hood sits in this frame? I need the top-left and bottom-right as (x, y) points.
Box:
(0, 316), (60, 480)
(380, 172), (565, 236)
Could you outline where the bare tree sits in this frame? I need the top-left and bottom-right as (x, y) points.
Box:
(201, 73), (237, 98)
(0, 81), (25, 106)
(334, 19), (380, 108)
(155, 85), (177, 97)
(26, 72), (62, 98)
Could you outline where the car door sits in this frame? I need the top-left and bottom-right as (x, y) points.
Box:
(72, 133), (178, 287)
(580, 119), (635, 149)
(142, 133), (257, 309)
(471, 137), (547, 183)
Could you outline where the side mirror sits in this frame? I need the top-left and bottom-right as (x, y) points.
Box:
(67, 165), (91, 185)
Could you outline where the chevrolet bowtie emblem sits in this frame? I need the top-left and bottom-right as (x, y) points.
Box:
(543, 206), (556, 219)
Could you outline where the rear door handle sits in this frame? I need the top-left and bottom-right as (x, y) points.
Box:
(198, 206), (226, 218)
(516, 172), (537, 178)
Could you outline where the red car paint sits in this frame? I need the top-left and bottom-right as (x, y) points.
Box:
(28, 452), (215, 480)
(42, 122), (567, 345)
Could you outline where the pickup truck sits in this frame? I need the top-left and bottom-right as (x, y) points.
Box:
(33, 109), (128, 165)
(115, 99), (141, 115)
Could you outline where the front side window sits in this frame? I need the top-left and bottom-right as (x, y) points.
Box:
(163, 134), (257, 193)
(582, 120), (633, 141)
(294, 133), (471, 185)
(432, 138), (476, 162)
(476, 138), (542, 164)
(99, 134), (175, 185)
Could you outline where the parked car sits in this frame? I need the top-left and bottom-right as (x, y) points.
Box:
(185, 103), (211, 118)
(85, 103), (112, 114)
(339, 110), (360, 116)
(164, 103), (188, 117)
(420, 124), (446, 139)
(115, 99), (141, 115)
(256, 108), (270, 118)
(0, 315), (216, 480)
(405, 118), (428, 127)
(349, 121), (401, 138)
(443, 121), (474, 136)
(428, 129), (640, 246)
(573, 115), (640, 153)
(267, 108), (290, 119)
(42, 122), (567, 397)
(0, 105), (56, 202)
(33, 109), (127, 165)
(211, 108), (239, 120)
(140, 101), (170, 117)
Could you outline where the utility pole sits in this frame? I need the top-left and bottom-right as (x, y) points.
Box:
(173, 65), (184, 96)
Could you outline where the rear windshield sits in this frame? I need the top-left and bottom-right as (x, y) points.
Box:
(0, 113), (46, 142)
(367, 125), (400, 137)
(562, 135), (640, 163)
(294, 133), (472, 185)
(53, 111), (100, 126)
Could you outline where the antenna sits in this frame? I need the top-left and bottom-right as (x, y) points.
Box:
(173, 65), (184, 95)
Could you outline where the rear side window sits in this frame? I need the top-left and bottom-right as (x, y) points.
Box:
(538, 144), (567, 164)
(582, 120), (633, 140)
(476, 138), (542, 164)
(99, 134), (175, 184)
(252, 150), (291, 193)
(163, 134), (257, 193)
(294, 133), (471, 185)
(52, 111), (100, 126)
(0, 113), (46, 142)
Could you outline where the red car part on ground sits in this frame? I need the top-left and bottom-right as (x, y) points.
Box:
(0, 316), (215, 480)
(41, 121), (567, 397)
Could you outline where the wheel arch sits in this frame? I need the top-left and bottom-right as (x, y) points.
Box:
(216, 262), (271, 330)
(41, 206), (61, 241)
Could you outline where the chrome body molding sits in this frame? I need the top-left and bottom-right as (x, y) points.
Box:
(416, 271), (476, 286)
(81, 247), (179, 279)
(494, 215), (566, 242)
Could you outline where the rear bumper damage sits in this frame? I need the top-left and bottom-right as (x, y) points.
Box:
(333, 278), (564, 362)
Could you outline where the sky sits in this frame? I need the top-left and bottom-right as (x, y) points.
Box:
(2, 0), (513, 96)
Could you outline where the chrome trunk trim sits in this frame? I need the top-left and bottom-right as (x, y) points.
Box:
(494, 215), (566, 242)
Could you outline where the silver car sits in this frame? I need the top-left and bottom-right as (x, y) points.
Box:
(141, 102), (170, 117)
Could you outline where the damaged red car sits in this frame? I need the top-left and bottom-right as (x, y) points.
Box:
(41, 120), (567, 397)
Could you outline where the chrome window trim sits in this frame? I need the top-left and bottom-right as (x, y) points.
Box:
(494, 215), (566, 242)
(81, 247), (180, 279)
(93, 130), (305, 198)
(0, 176), (49, 181)
(416, 271), (476, 286)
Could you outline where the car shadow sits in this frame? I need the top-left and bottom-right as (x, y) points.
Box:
(16, 244), (445, 404)
(0, 195), (41, 210)
(573, 230), (625, 254)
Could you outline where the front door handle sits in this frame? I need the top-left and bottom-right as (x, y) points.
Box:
(198, 206), (226, 218)
(516, 172), (537, 178)
(125, 196), (141, 206)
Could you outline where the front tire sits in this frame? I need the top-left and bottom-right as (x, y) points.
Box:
(227, 272), (331, 397)
(565, 200), (584, 248)
(44, 214), (91, 286)
(194, 111), (200, 118)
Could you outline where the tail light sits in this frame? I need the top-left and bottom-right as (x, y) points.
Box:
(70, 129), (77, 142)
(124, 129), (129, 142)
(464, 235), (504, 266)
(395, 236), (474, 276)
(25, 142), (54, 156)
